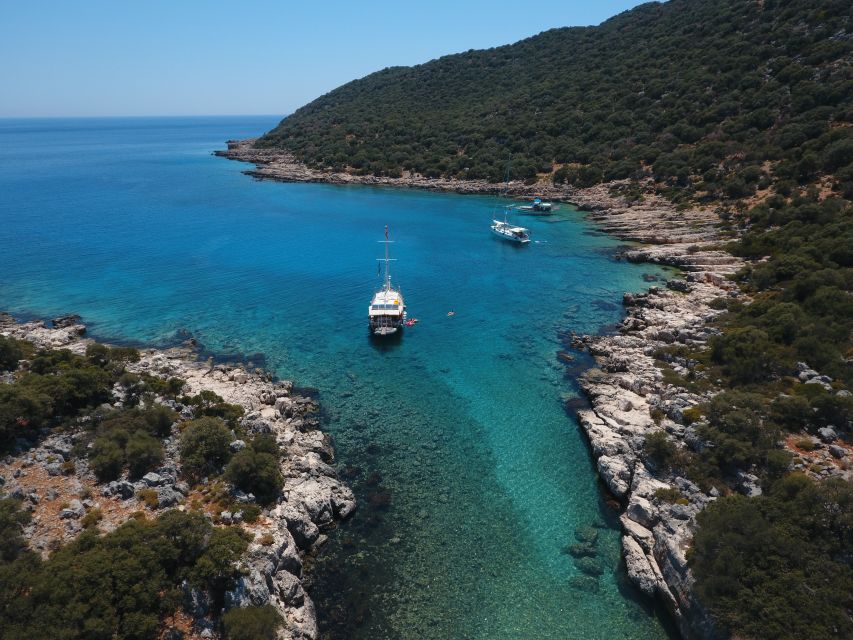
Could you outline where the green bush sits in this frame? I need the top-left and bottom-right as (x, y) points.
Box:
(222, 605), (283, 640)
(654, 487), (686, 503)
(643, 431), (677, 469)
(180, 417), (233, 480)
(125, 430), (164, 479)
(85, 342), (140, 367)
(0, 385), (53, 448)
(711, 328), (776, 384)
(181, 390), (244, 426)
(240, 504), (262, 524)
(225, 448), (282, 506)
(698, 391), (776, 473)
(89, 436), (126, 482)
(0, 498), (30, 562)
(691, 475), (853, 640)
(0, 336), (26, 371)
(0, 508), (248, 640)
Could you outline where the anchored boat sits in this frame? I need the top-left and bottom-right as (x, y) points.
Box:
(491, 212), (530, 243)
(518, 197), (554, 214)
(369, 225), (407, 336)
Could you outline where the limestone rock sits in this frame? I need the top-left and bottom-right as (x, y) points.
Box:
(596, 454), (633, 498)
(622, 534), (661, 597)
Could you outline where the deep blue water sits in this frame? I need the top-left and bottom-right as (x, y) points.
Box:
(0, 117), (675, 639)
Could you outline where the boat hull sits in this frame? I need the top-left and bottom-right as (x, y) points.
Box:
(491, 227), (530, 243)
(369, 314), (405, 336)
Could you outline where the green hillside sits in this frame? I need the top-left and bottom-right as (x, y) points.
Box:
(257, 0), (852, 202)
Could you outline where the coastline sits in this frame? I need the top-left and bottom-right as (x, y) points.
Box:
(217, 138), (742, 639)
(216, 138), (580, 198)
(569, 204), (741, 640)
(0, 313), (355, 640)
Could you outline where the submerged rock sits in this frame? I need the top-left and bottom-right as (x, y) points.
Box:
(568, 575), (600, 593)
(574, 556), (604, 577)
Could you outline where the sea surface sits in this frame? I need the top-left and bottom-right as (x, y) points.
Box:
(0, 117), (676, 639)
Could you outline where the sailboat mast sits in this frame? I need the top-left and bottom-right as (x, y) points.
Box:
(384, 225), (390, 290)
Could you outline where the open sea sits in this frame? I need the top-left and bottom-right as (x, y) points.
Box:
(0, 116), (676, 639)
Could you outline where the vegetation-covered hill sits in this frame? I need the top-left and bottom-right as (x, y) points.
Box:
(257, 0), (852, 202)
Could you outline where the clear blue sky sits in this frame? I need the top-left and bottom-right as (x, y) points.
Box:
(1, 0), (650, 118)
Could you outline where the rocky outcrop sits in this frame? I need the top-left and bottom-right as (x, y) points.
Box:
(567, 195), (741, 640)
(0, 314), (355, 640)
(217, 138), (591, 199)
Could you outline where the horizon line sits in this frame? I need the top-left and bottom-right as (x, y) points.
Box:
(0, 114), (286, 120)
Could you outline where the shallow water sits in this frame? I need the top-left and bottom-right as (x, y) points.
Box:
(0, 117), (675, 639)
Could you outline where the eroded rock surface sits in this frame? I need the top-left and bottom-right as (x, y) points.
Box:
(567, 193), (740, 640)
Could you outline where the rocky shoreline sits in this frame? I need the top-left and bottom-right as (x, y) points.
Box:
(567, 199), (742, 640)
(0, 314), (355, 640)
(215, 138), (582, 198)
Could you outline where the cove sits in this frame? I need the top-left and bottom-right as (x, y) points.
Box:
(0, 117), (676, 639)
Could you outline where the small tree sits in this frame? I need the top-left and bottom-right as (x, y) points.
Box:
(225, 449), (282, 506)
(126, 430), (164, 479)
(0, 336), (25, 371)
(180, 417), (232, 480)
(89, 437), (126, 482)
(644, 431), (677, 469)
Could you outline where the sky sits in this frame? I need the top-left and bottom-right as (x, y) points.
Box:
(0, 1), (650, 118)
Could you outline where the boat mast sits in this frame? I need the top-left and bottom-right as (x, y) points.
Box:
(378, 225), (396, 292)
(384, 225), (390, 290)
(503, 154), (512, 222)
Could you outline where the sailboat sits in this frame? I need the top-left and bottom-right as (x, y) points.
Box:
(368, 225), (407, 336)
(491, 215), (531, 243)
(490, 155), (531, 244)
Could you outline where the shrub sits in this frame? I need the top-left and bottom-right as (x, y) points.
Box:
(85, 343), (140, 367)
(711, 328), (776, 384)
(137, 488), (159, 509)
(89, 437), (126, 482)
(126, 431), (165, 478)
(643, 431), (677, 468)
(0, 508), (247, 640)
(794, 438), (817, 452)
(0, 336), (26, 371)
(222, 605), (283, 640)
(698, 391), (777, 473)
(0, 385), (53, 448)
(681, 406), (703, 424)
(0, 498), (30, 562)
(180, 417), (233, 480)
(81, 508), (103, 529)
(188, 527), (252, 599)
(225, 449), (283, 506)
(241, 504), (262, 524)
(654, 487), (686, 503)
(182, 390), (244, 426)
(692, 476), (853, 640)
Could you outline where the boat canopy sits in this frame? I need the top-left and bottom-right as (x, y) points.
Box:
(493, 220), (529, 233)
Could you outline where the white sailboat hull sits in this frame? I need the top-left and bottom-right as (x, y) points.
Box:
(491, 224), (530, 243)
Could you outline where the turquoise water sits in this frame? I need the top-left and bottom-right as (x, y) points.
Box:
(0, 117), (675, 639)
